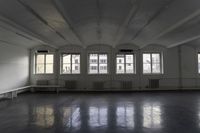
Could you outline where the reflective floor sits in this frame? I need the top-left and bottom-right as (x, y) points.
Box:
(0, 91), (200, 133)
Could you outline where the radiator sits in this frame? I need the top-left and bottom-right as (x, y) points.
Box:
(149, 79), (160, 88)
(121, 81), (132, 89)
(65, 80), (77, 89)
(93, 81), (104, 90)
(36, 80), (49, 85)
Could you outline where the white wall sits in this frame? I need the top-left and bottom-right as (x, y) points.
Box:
(30, 44), (200, 90)
(0, 43), (29, 93)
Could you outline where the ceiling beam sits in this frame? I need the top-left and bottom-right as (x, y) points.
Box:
(134, 0), (200, 48)
(141, 10), (200, 48)
(96, 0), (102, 42)
(112, 0), (139, 46)
(159, 23), (200, 48)
(0, 14), (57, 48)
(53, 0), (85, 46)
(167, 35), (200, 48)
(17, 0), (72, 44)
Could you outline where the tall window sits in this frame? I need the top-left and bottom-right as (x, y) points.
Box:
(35, 54), (54, 74)
(89, 54), (108, 74)
(198, 53), (200, 73)
(143, 53), (163, 74)
(116, 54), (135, 74)
(61, 54), (80, 74)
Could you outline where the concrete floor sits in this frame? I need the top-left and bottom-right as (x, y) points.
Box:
(0, 91), (200, 133)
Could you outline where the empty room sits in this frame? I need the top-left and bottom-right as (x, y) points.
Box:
(0, 0), (200, 133)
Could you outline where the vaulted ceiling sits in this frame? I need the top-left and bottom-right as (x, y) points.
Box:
(0, 0), (200, 49)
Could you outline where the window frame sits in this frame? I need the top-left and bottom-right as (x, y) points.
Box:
(116, 53), (136, 74)
(34, 53), (54, 74)
(88, 53), (109, 74)
(60, 53), (81, 75)
(142, 52), (163, 75)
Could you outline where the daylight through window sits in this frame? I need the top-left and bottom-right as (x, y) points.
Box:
(35, 54), (54, 74)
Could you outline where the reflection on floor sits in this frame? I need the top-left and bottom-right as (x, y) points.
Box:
(0, 92), (200, 133)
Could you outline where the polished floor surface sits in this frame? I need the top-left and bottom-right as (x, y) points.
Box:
(0, 91), (200, 133)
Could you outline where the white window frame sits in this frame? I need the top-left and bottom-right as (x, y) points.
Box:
(35, 53), (54, 74)
(88, 53), (108, 74)
(116, 53), (136, 74)
(61, 53), (81, 74)
(142, 52), (163, 74)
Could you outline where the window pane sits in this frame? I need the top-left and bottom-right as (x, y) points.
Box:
(36, 55), (45, 64)
(46, 64), (53, 73)
(63, 54), (71, 64)
(143, 64), (151, 74)
(72, 55), (80, 64)
(46, 54), (54, 63)
(72, 64), (80, 74)
(117, 55), (124, 64)
(152, 64), (161, 73)
(117, 64), (125, 74)
(152, 54), (160, 64)
(126, 63), (134, 73)
(99, 64), (107, 74)
(198, 54), (200, 73)
(126, 55), (133, 63)
(36, 64), (44, 74)
(99, 54), (107, 64)
(89, 54), (98, 64)
(143, 54), (151, 64)
(89, 64), (98, 74)
(62, 64), (71, 74)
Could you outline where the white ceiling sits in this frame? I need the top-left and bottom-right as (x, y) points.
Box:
(0, 0), (200, 49)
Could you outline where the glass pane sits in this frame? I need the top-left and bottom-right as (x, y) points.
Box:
(62, 64), (71, 74)
(143, 64), (151, 74)
(36, 64), (44, 74)
(89, 64), (98, 74)
(117, 64), (125, 74)
(72, 64), (80, 74)
(99, 64), (107, 74)
(117, 55), (124, 64)
(198, 54), (200, 73)
(99, 54), (107, 64)
(63, 54), (71, 64)
(46, 64), (53, 73)
(152, 54), (160, 64)
(46, 54), (54, 63)
(198, 54), (200, 62)
(152, 63), (161, 73)
(36, 54), (44, 64)
(89, 54), (98, 64)
(126, 55), (133, 63)
(143, 54), (151, 64)
(126, 63), (134, 73)
(72, 54), (80, 64)
(199, 63), (200, 73)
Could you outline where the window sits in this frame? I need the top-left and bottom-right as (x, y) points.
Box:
(198, 53), (200, 73)
(143, 53), (163, 74)
(61, 54), (80, 74)
(116, 54), (135, 74)
(35, 54), (54, 74)
(89, 54), (108, 74)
